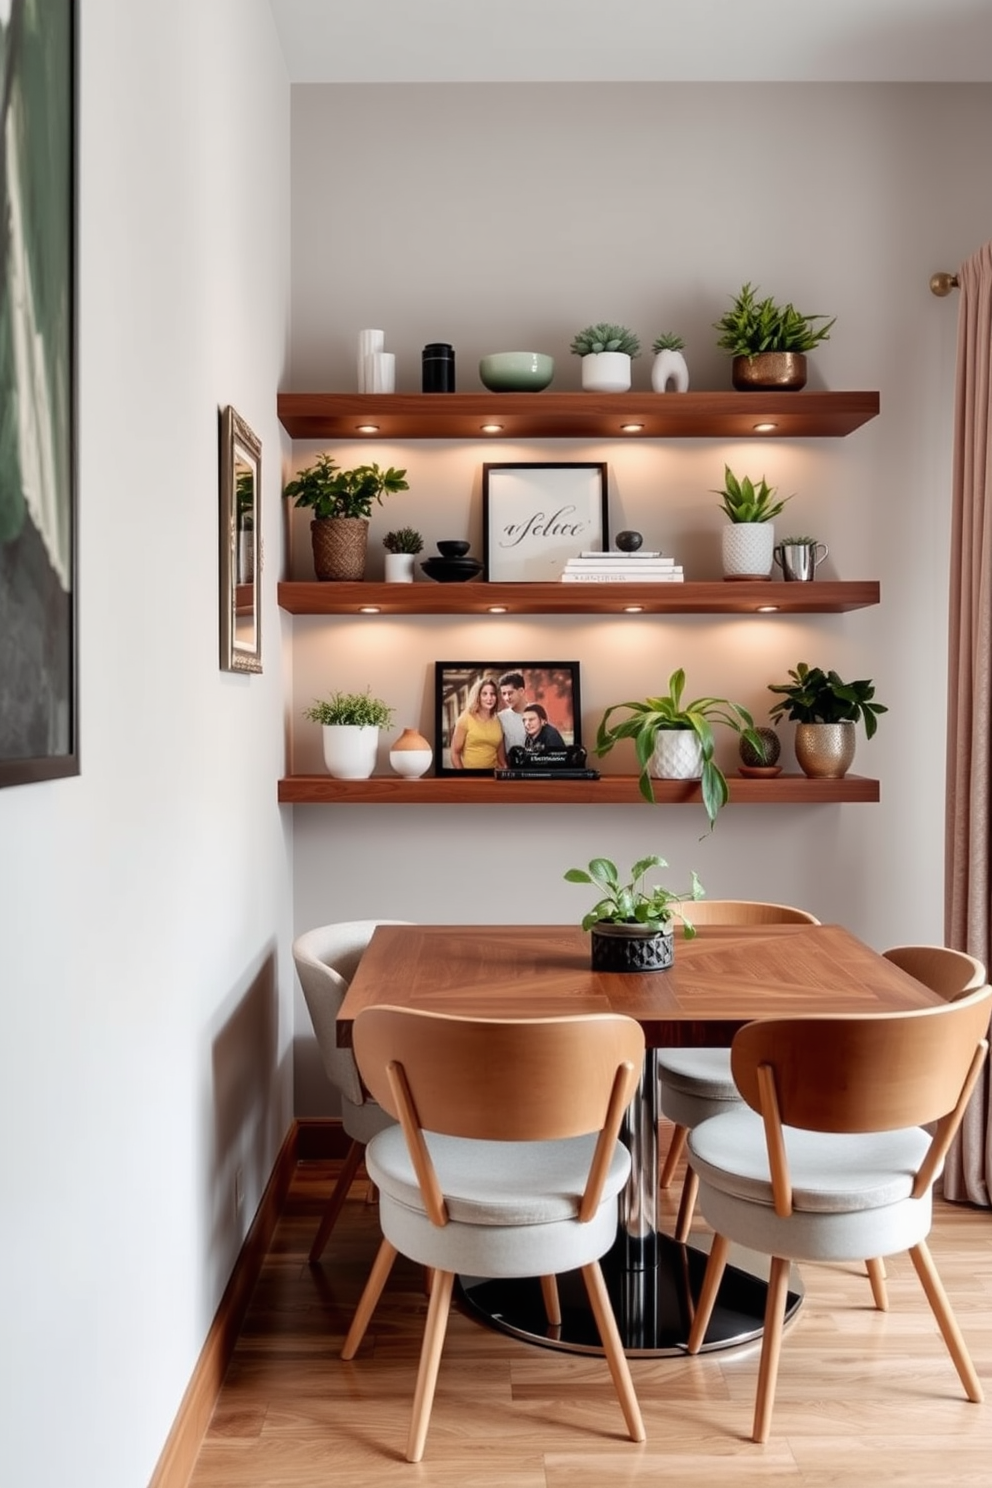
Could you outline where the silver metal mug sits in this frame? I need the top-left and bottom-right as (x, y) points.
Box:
(773, 540), (828, 582)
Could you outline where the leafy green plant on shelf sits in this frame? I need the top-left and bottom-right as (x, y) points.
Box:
(303, 689), (395, 729)
(715, 464), (792, 523)
(766, 663), (887, 737)
(564, 855), (704, 934)
(283, 454), (409, 520)
(383, 527), (424, 554)
(651, 332), (685, 352)
(570, 323), (641, 357)
(714, 281), (835, 358)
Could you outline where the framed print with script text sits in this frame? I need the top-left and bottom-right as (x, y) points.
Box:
(482, 462), (608, 581)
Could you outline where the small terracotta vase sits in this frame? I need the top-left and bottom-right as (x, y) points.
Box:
(389, 727), (433, 779)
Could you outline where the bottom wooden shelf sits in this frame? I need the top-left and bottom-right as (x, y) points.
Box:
(277, 773), (880, 806)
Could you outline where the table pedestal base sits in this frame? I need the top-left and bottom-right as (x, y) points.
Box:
(458, 1236), (802, 1358)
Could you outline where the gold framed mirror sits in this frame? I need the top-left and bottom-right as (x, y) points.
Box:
(219, 405), (262, 673)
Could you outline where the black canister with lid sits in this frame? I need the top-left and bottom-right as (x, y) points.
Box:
(422, 342), (455, 392)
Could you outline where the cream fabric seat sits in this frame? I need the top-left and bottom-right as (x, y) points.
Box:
(685, 986), (991, 1443)
(292, 920), (413, 1262)
(341, 1007), (647, 1462)
(657, 901), (821, 1240)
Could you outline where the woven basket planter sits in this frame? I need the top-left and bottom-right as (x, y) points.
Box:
(311, 517), (368, 581)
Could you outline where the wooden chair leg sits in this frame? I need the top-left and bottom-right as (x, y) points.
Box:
(909, 1240), (984, 1403)
(341, 1238), (398, 1359)
(540, 1274), (562, 1328)
(865, 1256), (889, 1311)
(752, 1255), (791, 1443)
(659, 1124), (688, 1189)
(581, 1261), (646, 1443)
(407, 1269), (456, 1462)
(686, 1232), (730, 1353)
(674, 1167), (699, 1243)
(309, 1139), (365, 1263)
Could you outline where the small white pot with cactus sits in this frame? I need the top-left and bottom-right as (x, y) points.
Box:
(570, 322), (640, 393)
(651, 333), (689, 393)
(714, 464), (792, 581)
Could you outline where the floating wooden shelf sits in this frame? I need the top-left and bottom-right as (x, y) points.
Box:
(278, 579), (880, 617)
(277, 390), (880, 442)
(278, 774), (880, 806)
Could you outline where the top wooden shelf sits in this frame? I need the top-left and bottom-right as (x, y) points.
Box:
(276, 391), (880, 442)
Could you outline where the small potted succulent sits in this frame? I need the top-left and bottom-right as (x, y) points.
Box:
(595, 667), (768, 831)
(570, 322), (641, 393)
(714, 281), (835, 390)
(303, 687), (395, 780)
(772, 534), (829, 582)
(767, 662), (887, 779)
(714, 464), (793, 580)
(564, 854), (705, 972)
(650, 333), (689, 393)
(382, 527), (424, 583)
(283, 455), (409, 581)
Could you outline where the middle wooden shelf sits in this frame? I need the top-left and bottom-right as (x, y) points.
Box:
(278, 773), (880, 806)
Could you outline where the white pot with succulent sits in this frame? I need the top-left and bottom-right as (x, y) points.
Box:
(382, 526), (424, 582)
(570, 322), (641, 393)
(304, 688), (395, 779)
(650, 333), (689, 393)
(714, 464), (792, 580)
(564, 854), (705, 973)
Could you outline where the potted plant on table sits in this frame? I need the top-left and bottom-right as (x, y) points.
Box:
(382, 527), (424, 583)
(650, 333), (689, 393)
(715, 463), (793, 580)
(595, 667), (767, 831)
(284, 455), (409, 581)
(714, 281), (835, 390)
(304, 687), (395, 780)
(564, 855), (705, 972)
(766, 662), (886, 779)
(570, 322), (641, 393)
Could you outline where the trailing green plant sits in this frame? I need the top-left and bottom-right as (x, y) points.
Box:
(714, 281), (835, 358)
(715, 464), (792, 524)
(383, 527), (424, 554)
(303, 688), (395, 729)
(564, 855), (704, 935)
(651, 332), (685, 352)
(570, 323), (641, 358)
(284, 454), (409, 520)
(767, 662), (887, 738)
(595, 667), (767, 829)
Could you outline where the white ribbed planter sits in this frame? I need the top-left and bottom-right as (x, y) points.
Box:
(651, 349), (689, 393)
(651, 730), (704, 780)
(580, 351), (632, 393)
(722, 522), (775, 580)
(321, 725), (379, 779)
(384, 552), (416, 582)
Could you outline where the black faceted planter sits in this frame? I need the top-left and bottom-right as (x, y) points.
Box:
(591, 924), (674, 973)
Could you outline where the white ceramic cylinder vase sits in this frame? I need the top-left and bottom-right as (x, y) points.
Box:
(722, 522), (775, 580)
(389, 727), (433, 779)
(365, 350), (396, 393)
(357, 329), (385, 391)
(384, 552), (415, 582)
(580, 351), (632, 393)
(651, 349), (689, 393)
(321, 724), (379, 780)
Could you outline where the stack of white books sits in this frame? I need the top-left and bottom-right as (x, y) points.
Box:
(561, 550), (684, 582)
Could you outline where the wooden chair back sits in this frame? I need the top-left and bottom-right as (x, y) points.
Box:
(679, 900), (820, 926)
(353, 1006), (644, 1224)
(882, 943), (986, 1001)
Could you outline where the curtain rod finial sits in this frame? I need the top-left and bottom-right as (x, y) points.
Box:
(930, 271), (959, 297)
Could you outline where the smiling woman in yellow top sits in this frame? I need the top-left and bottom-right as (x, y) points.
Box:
(450, 676), (507, 770)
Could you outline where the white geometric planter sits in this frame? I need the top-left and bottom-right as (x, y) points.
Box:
(651, 349), (689, 393)
(321, 724), (379, 779)
(581, 351), (632, 393)
(651, 730), (704, 780)
(722, 523), (775, 580)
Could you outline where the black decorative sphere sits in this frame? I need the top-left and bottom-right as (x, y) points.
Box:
(615, 530), (643, 552)
(740, 726), (781, 768)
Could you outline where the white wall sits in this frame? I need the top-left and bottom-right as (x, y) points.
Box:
(286, 83), (992, 1109)
(0, 4), (292, 1486)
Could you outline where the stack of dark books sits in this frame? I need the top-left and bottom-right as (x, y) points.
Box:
(495, 748), (600, 781)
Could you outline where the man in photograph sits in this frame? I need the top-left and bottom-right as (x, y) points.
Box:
(497, 670), (530, 752)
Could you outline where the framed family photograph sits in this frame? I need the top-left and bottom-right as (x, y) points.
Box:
(0, 1), (77, 787)
(434, 662), (582, 775)
(482, 462), (608, 581)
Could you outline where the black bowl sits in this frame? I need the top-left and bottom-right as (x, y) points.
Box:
(420, 556), (483, 584)
(437, 540), (471, 558)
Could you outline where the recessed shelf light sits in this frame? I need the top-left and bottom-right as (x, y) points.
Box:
(753, 422), (777, 433)
(620, 423), (644, 433)
(356, 424), (379, 433)
(623, 604), (644, 613)
(756, 605), (779, 613)
(480, 423), (504, 434)
(487, 605), (508, 614)
(359, 605), (381, 614)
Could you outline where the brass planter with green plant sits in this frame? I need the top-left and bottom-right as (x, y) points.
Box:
(564, 855), (704, 972)
(714, 282), (834, 391)
(767, 662), (886, 779)
(284, 455), (409, 580)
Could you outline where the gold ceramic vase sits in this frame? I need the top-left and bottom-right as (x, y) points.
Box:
(732, 352), (807, 391)
(794, 721), (857, 779)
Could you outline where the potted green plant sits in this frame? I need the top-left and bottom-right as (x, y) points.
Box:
(715, 464), (793, 579)
(382, 527), (424, 583)
(284, 455), (409, 581)
(650, 332), (689, 393)
(570, 322), (641, 393)
(714, 281), (835, 390)
(767, 662), (886, 779)
(304, 688), (396, 780)
(595, 667), (767, 830)
(564, 854), (705, 972)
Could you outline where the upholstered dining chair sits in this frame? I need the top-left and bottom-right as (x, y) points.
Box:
(657, 901), (821, 1241)
(685, 985), (991, 1443)
(341, 1006), (647, 1462)
(292, 920), (413, 1263)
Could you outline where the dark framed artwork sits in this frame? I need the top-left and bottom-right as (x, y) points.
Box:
(482, 462), (609, 580)
(0, 1), (77, 786)
(434, 661), (582, 775)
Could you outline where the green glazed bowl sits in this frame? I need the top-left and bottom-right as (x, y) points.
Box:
(479, 351), (555, 392)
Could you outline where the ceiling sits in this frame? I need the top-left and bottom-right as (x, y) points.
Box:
(268, 0), (992, 84)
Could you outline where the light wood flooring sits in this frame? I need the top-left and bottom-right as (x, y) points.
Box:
(187, 1147), (992, 1487)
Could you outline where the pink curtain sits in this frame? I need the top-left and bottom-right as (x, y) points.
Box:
(944, 240), (992, 1205)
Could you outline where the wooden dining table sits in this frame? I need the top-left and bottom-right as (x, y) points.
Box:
(337, 922), (943, 1356)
